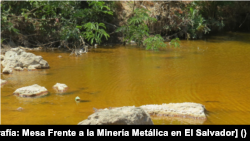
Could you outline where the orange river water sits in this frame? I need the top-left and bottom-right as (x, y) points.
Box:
(1, 32), (250, 125)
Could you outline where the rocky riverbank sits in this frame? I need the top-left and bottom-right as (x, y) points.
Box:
(1, 47), (49, 74)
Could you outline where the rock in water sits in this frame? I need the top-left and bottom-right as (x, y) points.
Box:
(1, 79), (7, 86)
(0, 55), (4, 60)
(1, 47), (50, 73)
(53, 83), (68, 92)
(14, 67), (24, 71)
(13, 84), (48, 97)
(78, 106), (153, 125)
(17, 107), (24, 111)
(140, 102), (206, 119)
(2, 66), (13, 74)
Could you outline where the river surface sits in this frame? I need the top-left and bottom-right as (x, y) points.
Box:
(1, 32), (250, 125)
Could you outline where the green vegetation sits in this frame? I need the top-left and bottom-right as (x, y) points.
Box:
(1, 1), (112, 48)
(0, 38), (4, 46)
(170, 38), (180, 48)
(143, 35), (165, 50)
(115, 8), (168, 50)
(1, 1), (249, 50)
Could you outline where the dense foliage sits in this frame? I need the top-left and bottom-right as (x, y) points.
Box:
(1, 1), (113, 48)
(1, 1), (249, 50)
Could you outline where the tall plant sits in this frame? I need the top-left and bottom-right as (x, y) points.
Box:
(116, 8), (156, 46)
(116, 8), (167, 50)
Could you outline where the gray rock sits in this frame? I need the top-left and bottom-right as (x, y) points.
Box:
(1, 47), (50, 72)
(140, 102), (206, 119)
(2, 50), (19, 68)
(14, 67), (24, 71)
(78, 106), (153, 125)
(53, 83), (68, 92)
(19, 52), (38, 67)
(28, 64), (41, 70)
(28, 65), (36, 71)
(13, 84), (48, 97)
(39, 60), (49, 68)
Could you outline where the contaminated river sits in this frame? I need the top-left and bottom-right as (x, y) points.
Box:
(1, 32), (250, 125)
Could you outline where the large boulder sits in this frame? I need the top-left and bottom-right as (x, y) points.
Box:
(13, 84), (48, 97)
(1, 50), (19, 68)
(1, 79), (7, 86)
(78, 106), (154, 125)
(1, 48), (49, 73)
(140, 102), (206, 119)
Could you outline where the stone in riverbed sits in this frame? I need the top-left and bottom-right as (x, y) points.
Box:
(2, 66), (13, 74)
(28, 64), (41, 70)
(14, 67), (24, 71)
(17, 107), (24, 111)
(1, 79), (7, 86)
(53, 83), (68, 92)
(140, 102), (206, 119)
(78, 106), (153, 125)
(0, 55), (4, 60)
(2, 47), (50, 70)
(13, 84), (48, 97)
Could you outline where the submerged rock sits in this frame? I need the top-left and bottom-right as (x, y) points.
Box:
(13, 84), (48, 97)
(1, 79), (7, 85)
(53, 83), (68, 92)
(1, 47), (50, 73)
(17, 107), (24, 111)
(140, 102), (206, 119)
(78, 106), (153, 125)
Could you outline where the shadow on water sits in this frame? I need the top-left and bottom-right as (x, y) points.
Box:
(163, 56), (183, 59)
(2, 94), (14, 98)
(40, 73), (53, 75)
(204, 32), (250, 44)
(14, 92), (51, 99)
(41, 101), (55, 104)
(205, 101), (220, 103)
(53, 87), (88, 95)
(90, 50), (114, 54)
(76, 100), (91, 103)
(55, 91), (77, 95)
(84, 91), (100, 95)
